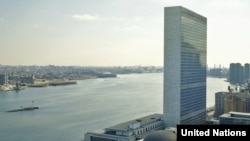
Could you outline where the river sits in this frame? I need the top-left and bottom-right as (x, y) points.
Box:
(0, 73), (230, 141)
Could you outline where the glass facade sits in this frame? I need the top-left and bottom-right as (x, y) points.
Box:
(244, 63), (250, 81)
(0, 74), (6, 85)
(90, 137), (118, 141)
(179, 8), (207, 124)
(164, 6), (207, 126)
(229, 63), (244, 84)
(220, 113), (250, 125)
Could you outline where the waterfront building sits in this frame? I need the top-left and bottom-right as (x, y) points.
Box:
(143, 128), (177, 141)
(20, 76), (35, 84)
(214, 92), (230, 118)
(219, 111), (250, 124)
(229, 63), (244, 84)
(224, 96), (246, 113)
(214, 91), (250, 118)
(0, 74), (6, 85)
(244, 63), (250, 82)
(207, 64), (229, 78)
(163, 6), (207, 127)
(84, 114), (165, 141)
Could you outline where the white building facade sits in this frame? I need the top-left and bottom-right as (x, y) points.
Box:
(163, 6), (207, 127)
(84, 114), (165, 141)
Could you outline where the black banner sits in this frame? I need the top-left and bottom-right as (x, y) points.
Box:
(177, 125), (250, 141)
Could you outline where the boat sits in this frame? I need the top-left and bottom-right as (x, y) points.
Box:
(13, 82), (27, 91)
(96, 72), (117, 78)
(13, 86), (26, 91)
(7, 106), (39, 112)
(48, 79), (77, 86)
(6, 101), (39, 112)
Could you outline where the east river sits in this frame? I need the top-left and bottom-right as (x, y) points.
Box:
(0, 73), (230, 141)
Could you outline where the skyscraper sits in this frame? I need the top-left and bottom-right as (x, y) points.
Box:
(163, 6), (207, 127)
(229, 63), (244, 84)
(244, 63), (250, 82)
(0, 74), (6, 85)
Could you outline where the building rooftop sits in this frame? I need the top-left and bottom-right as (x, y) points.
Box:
(105, 113), (163, 132)
(144, 129), (177, 141)
(229, 111), (250, 116)
(220, 111), (250, 118)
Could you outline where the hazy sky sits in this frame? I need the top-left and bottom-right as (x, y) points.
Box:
(0, 0), (250, 67)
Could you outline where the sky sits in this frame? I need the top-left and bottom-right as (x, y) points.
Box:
(0, 0), (250, 68)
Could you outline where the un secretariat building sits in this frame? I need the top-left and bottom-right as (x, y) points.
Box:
(163, 6), (207, 127)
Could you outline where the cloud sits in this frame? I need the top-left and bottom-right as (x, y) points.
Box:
(72, 14), (98, 21)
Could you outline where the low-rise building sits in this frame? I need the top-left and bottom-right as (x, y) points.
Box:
(84, 114), (165, 141)
(219, 111), (250, 124)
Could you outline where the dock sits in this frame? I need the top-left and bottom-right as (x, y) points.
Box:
(48, 80), (77, 86)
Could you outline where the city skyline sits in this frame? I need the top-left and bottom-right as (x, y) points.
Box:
(1, 0), (250, 67)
